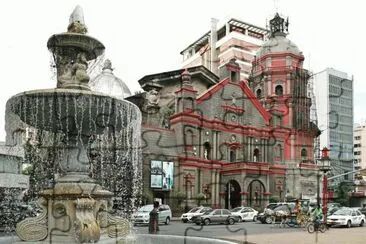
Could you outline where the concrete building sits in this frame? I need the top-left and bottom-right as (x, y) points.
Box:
(180, 18), (269, 80)
(354, 124), (366, 171)
(350, 125), (366, 207)
(313, 68), (354, 185)
(127, 13), (319, 210)
(0, 142), (29, 201)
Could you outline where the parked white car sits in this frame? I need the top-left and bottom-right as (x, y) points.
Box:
(181, 206), (213, 223)
(231, 207), (258, 222)
(132, 204), (172, 225)
(327, 207), (365, 228)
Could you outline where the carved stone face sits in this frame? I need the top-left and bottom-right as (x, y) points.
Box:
(146, 89), (160, 106)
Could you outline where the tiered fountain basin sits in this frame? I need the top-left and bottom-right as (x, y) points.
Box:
(6, 88), (141, 243)
(7, 88), (136, 136)
(48, 33), (105, 61)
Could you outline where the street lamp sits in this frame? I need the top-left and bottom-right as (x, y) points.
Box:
(317, 147), (331, 224)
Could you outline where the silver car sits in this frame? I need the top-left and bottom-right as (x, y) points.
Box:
(195, 209), (237, 225)
(132, 204), (172, 225)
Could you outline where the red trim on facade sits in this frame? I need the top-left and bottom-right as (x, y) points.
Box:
(253, 52), (304, 64)
(183, 173), (195, 180)
(284, 143), (291, 160)
(238, 82), (271, 123)
(196, 78), (230, 104)
(170, 115), (290, 139)
(169, 111), (201, 120)
(263, 192), (272, 196)
(184, 108), (194, 113)
(240, 192), (249, 196)
(175, 87), (198, 94)
(221, 169), (286, 176)
(221, 104), (245, 113)
(226, 63), (241, 72)
(227, 142), (241, 149)
(179, 157), (287, 175)
(268, 108), (285, 115)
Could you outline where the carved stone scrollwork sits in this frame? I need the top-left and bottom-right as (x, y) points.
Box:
(74, 198), (100, 244)
(106, 213), (131, 238)
(16, 197), (48, 241)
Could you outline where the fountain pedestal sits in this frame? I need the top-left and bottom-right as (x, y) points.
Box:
(16, 182), (112, 243)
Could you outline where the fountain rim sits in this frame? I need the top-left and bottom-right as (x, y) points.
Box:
(6, 88), (141, 136)
(47, 32), (105, 60)
(6, 88), (138, 106)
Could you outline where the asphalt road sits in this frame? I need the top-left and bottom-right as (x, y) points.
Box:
(2, 220), (366, 243)
(133, 220), (302, 239)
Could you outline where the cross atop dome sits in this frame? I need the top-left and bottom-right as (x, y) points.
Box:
(269, 13), (289, 37)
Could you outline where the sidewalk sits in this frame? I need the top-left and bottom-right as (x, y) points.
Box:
(222, 228), (366, 244)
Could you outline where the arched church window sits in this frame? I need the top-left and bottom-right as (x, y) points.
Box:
(301, 148), (307, 160)
(203, 142), (211, 160)
(230, 150), (236, 162)
(275, 85), (283, 96)
(256, 89), (262, 98)
(253, 148), (260, 162)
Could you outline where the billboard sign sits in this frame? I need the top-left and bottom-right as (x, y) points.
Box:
(150, 160), (174, 189)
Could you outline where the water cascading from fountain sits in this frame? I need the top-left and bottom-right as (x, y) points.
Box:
(4, 5), (142, 243)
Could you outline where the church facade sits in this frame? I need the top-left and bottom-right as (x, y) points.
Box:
(127, 14), (319, 210)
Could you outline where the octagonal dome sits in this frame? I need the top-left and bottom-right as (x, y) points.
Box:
(257, 34), (301, 57)
(89, 59), (131, 99)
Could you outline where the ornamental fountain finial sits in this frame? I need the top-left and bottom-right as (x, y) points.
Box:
(48, 5), (104, 90)
(68, 5), (88, 34)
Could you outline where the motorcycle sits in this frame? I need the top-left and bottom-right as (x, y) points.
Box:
(307, 219), (326, 233)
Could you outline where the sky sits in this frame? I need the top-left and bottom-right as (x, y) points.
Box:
(0, 0), (364, 141)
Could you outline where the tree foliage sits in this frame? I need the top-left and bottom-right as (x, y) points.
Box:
(333, 181), (353, 206)
(269, 195), (280, 203)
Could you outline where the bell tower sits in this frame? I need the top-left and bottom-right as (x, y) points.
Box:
(250, 13), (314, 162)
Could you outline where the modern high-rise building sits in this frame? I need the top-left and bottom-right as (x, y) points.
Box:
(313, 68), (354, 184)
(180, 18), (269, 80)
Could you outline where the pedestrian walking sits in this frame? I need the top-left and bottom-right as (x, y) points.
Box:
(148, 201), (160, 234)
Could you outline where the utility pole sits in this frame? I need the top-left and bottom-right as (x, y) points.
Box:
(228, 181), (231, 209)
(317, 171), (321, 206)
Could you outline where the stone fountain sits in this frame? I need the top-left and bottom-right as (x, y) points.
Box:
(5, 5), (141, 243)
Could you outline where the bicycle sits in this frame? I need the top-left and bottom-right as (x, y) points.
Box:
(298, 214), (313, 231)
